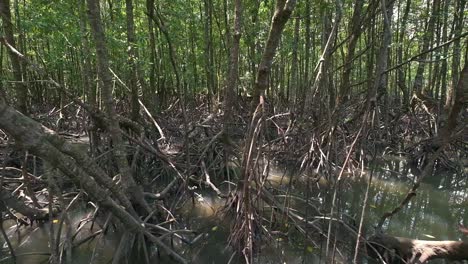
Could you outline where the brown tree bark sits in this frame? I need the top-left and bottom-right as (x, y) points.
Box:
(437, 0), (450, 105)
(304, 1), (342, 114)
(0, 0), (28, 113)
(146, 0), (157, 109)
(228, 2), (296, 260)
(86, 0), (149, 212)
(336, 0), (364, 106)
(79, 0), (95, 107)
(0, 44), (6, 99)
(246, 0), (261, 90)
(289, 16), (299, 110)
(445, 0), (466, 109)
(223, 0), (242, 132)
(412, 0), (440, 95)
(251, 0), (297, 110)
(366, 0), (393, 107)
(125, 0), (141, 121)
(396, 0), (411, 108)
(299, 0), (311, 112)
(203, 0), (216, 110)
(78, 0), (101, 156)
(440, 42), (467, 138)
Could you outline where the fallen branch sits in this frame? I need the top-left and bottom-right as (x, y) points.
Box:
(367, 233), (468, 263)
(0, 98), (187, 264)
(0, 186), (49, 220)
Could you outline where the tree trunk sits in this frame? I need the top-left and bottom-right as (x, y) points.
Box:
(0, 42), (6, 99)
(437, 0), (450, 106)
(125, 0), (141, 121)
(412, 0), (440, 95)
(366, 0), (393, 107)
(337, 0), (364, 106)
(396, 0), (411, 108)
(78, 0), (100, 155)
(146, 0), (157, 110)
(86, 0), (148, 212)
(247, 0), (261, 91)
(304, 1), (342, 114)
(0, 0), (28, 113)
(445, 0), (466, 109)
(300, 0), (311, 113)
(203, 0), (215, 110)
(223, 0), (242, 132)
(289, 16), (299, 110)
(251, 0), (297, 110)
(148, 6), (190, 166)
(440, 42), (467, 139)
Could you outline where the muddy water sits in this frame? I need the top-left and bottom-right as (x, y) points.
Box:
(0, 209), (120, 263)
(1, 165), (466, 263)
(355, 169), (468, 241)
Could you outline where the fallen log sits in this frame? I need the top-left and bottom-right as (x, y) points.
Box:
(367, 233), (468, 264)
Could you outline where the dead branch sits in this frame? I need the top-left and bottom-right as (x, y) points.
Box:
(367, 233), (468, 263)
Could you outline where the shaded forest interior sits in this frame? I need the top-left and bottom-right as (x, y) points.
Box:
(0, 0), (467, 263)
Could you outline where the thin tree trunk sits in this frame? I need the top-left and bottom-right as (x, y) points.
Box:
(247, 1), (261, 91)
(300, 0), (311, 113)
(440, 42), (467, 139)
(148, 6), (190, 166)
(188, 6), (199, 101)
(0, 36), (6, 99)
(125, 0), (141, 121)
(337, 0), (364, 106)
(367, 0), (393, 106)
(223, 0), (242, 132)
(438, 0), (450, 105)
(445, 0), (466, 109)
(203, 0), (215, 110)
(78, 0), (100, 154)
(289, 16), (299, 110)
(0, 0), (27, 113)
(251, 0), (297, 109)
(396, 0), (411, 108)
(412, 0), (440, 95)
(304, 1), (342, 114)
(146, 0), (157, 110)
(320, 12), (332, 115)
(86, 0), (148, 212)
(229, 1), (296, 261)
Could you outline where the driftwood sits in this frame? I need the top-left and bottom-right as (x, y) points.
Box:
(367, 233), (468, 264)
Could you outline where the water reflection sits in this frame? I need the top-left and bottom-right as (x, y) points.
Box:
(0, 209), (119, 264)
(354, 170), (467, 241)
(1, 161), (465, 263)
